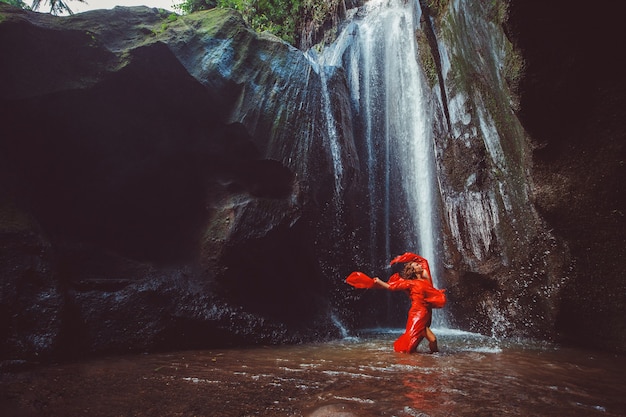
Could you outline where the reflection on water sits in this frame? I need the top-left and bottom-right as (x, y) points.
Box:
(2, 329), (625, 416)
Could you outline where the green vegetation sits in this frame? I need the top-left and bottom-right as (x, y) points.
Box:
(503, 40), (524, 99)
(424, 0), (449, 22)
(415, 30), (438, 88)
(487, 0), (508, 25)
(0, 0), (30, 9)
(146, 9), (181, 37)
(223, 0), (302, 45)
(175, 0), (340, 46)
(175, 0), (216, 14)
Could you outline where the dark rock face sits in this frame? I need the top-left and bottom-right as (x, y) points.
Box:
(400, 0), (570, 343)
(505, 1), (626, 351)
(0, 5), (343, 362)
(0, 231), (61, 359)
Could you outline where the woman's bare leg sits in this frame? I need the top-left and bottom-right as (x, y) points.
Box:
(425, 327), (438, 353)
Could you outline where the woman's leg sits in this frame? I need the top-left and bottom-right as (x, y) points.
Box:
(425, 327), (438, 353)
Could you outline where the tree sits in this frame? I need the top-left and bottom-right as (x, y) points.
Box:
(174, 0), (216, 14)
(31, 0), (85, 15)
(0, 0), (30, 9)
(174, 0), (303, 45)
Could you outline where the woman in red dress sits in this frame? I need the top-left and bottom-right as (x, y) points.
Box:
(373, 261), (444, 353)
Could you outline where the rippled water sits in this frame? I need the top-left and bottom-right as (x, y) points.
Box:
(2, 329), (625, 416)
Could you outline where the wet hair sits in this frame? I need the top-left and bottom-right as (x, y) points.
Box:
(402, 263), (419, 280)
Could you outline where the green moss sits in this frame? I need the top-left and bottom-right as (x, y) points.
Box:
(415, 30), (438, 88)
(487, 0), (508, 26)
(181, 7), (248, 37)
(438, 6), (528, 186)
(152, 10), (182, 35)
(156, 8), (175, 19)
(175, 0), (343, 46)
(503, 40), (524, 98)
(426, 0), (450, 24)
(147, 7), (243, 40)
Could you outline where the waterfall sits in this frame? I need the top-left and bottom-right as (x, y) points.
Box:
(316, 0), (446, 327)
(314, 57), (345, 197)
(319, 0), (440, 282)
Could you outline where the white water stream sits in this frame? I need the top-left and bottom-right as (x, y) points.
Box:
(317, 0), (442, 292)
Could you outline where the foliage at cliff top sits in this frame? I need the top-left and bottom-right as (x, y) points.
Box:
(176, 0), (340, 47)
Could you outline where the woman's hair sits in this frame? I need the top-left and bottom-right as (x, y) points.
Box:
(401, 263), (419, 280)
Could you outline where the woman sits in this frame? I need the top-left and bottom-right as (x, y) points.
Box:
(373, 261), (444, 353)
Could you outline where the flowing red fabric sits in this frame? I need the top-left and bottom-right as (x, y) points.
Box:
(425, 288), (447, 309)
(388, 278), (447, 353)
(345, 271), (375, 289)
(388, 272), (402, 285)
(390, 252), (424, 265)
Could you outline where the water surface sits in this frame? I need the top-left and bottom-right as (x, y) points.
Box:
(2, 329), (625, 416)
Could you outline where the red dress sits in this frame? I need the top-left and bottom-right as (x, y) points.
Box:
(388, 277), (446, 353)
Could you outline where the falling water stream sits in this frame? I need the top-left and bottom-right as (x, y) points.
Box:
(317, 0), (446, 331)
(319, 0), (440, 278)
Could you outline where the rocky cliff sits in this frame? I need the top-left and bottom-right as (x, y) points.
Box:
(0, 5), (354, 362)
(505, 1), (625, 351)
(0, 1), (624, 363)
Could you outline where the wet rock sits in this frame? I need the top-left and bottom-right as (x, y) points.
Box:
(0, 5), (341, 360)
(506, 0), (626, 351)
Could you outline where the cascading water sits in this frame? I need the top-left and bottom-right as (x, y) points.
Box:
(228, 0), (535, 338)
(317, 0), (446, 327)
(305, 52), (345, 198)
(320, 5), (436, 273)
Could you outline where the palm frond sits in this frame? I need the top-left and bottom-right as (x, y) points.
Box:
(30, 0), (86, 15)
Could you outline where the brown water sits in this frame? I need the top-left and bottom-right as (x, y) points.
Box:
(2, 329), (625, 417)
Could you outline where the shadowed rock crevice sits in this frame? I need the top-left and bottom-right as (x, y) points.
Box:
(505, 0), (626, 351)
(2, 37), (295, 264)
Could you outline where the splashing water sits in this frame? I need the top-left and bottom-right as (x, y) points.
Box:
(330, 312), (351, 339)
(5, 332), (625, 416)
